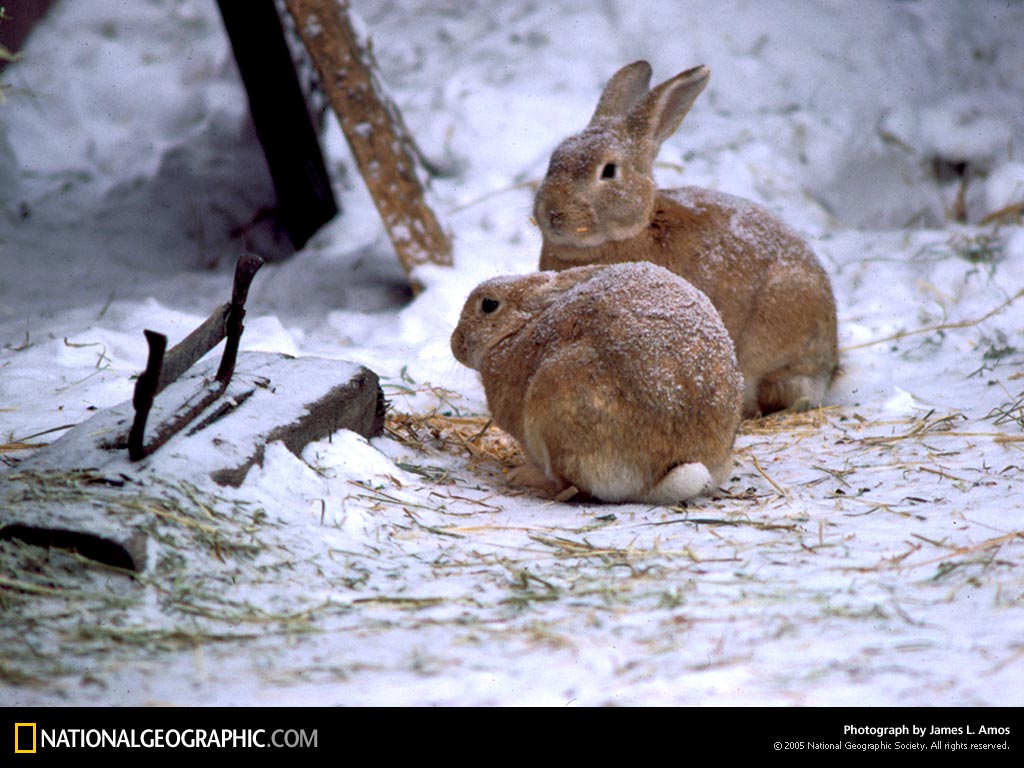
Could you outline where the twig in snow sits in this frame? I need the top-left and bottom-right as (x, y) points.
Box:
(843, 288), (1024, 351)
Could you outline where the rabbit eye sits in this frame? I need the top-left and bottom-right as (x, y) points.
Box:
(481, 298), (500, 314)
(600, 163), (617, 180)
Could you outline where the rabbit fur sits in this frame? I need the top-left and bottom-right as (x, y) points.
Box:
(451, 262), (743, 505)
(534, 61), (838, 418)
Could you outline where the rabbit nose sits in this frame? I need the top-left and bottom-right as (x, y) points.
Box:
(547, 210), (565, 230)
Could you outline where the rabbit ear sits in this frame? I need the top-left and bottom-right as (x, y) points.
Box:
(627, 65), (710, 148)
(588, 60), (653, 124)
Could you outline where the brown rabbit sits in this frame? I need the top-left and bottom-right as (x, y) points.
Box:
(534, 61), (838, 418)
(450, 262), (743, 505)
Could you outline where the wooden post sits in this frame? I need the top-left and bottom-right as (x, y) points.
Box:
(217, 1), (339, 251)
(0, 1), (57, 73)
(284, 0), (453, 286)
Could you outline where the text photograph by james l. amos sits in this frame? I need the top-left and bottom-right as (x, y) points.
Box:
(771, 714), (1018, 754)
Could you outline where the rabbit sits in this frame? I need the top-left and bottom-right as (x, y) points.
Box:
(450, 262), (743, 505)
(534, 60), (839, 418)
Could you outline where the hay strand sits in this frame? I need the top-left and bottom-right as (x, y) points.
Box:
(843, 288), (1024, 351)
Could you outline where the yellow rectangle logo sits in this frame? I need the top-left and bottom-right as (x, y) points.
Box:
(14, 723), (37, 754)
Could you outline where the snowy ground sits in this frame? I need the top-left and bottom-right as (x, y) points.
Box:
(1, 0), (1023, 706)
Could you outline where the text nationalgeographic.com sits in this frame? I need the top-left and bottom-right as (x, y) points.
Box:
(16, 726), (316, 751)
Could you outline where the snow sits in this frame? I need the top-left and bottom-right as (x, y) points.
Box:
(2, 0), (1023, 706)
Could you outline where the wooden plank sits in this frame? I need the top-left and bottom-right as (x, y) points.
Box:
(0, 353), (385, 571)
(284, 0), (453, 285)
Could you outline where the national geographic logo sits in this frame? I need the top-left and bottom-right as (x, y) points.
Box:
(14, 723), (37, 754)
(10, 724), (317, 751)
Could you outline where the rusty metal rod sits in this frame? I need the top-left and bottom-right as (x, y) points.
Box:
(127, 331), (167, 461)
(127, 253), (265, 460)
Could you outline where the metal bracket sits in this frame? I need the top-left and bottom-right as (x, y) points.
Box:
(127, 253), (265, 460)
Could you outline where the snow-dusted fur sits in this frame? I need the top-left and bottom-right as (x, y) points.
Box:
(451, 263), (743, 504)
(535, 61), (839, 417)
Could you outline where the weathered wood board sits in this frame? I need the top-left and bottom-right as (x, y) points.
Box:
(1, 352), (385, 571)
